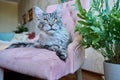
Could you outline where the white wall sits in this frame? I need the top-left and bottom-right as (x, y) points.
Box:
(0, 1), (18, 32)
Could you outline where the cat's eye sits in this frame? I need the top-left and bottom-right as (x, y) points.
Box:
(44, 18), (48, 22)
(54, 18), (57, 22)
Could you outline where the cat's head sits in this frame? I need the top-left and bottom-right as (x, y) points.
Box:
(34, 5), (63, 35)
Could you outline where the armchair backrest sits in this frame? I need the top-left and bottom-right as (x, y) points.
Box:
(47, 1), (78, 39)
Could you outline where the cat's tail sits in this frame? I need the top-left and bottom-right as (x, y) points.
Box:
(6, 42), (34, 49)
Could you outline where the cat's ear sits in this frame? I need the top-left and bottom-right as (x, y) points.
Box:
(56, 4), (63, 17)
(34, 6), (43, 19)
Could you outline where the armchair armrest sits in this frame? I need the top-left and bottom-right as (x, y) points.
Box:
(68, 33), (85, 73)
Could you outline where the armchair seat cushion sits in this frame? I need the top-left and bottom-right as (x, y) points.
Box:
(0, 48), (75, 80)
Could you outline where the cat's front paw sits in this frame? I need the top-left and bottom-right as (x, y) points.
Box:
(59, 54), (67, 61)
(34, 42), (44, 48)
(56, 51), (68, 61)
(34, 44), (41, 48)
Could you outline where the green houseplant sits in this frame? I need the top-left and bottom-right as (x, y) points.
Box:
(14, 24), (28, 33)
(75, 0), (120, 79)
(61, 0), (66, 3)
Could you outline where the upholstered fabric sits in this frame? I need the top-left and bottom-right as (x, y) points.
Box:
(0, 48), (69, 79)
(0, 1), (85, 80)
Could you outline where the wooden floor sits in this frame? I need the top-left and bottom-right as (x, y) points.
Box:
(82, 70), (104, 80)
(4, 70), (104, 80)
(61, 70), (104, 80)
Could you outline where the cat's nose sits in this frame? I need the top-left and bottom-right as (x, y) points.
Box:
(49, 24), (53, 27)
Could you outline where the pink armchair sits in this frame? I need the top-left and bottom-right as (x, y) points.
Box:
(0, 1), (85, 80)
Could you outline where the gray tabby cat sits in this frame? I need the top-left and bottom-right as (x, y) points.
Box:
(34, 5), (72, 61)
(7, 5), (72, 61)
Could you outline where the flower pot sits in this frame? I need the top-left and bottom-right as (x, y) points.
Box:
(104, 61), (120, 80)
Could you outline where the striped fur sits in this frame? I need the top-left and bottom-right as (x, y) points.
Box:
(34, 5), (72, 61)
